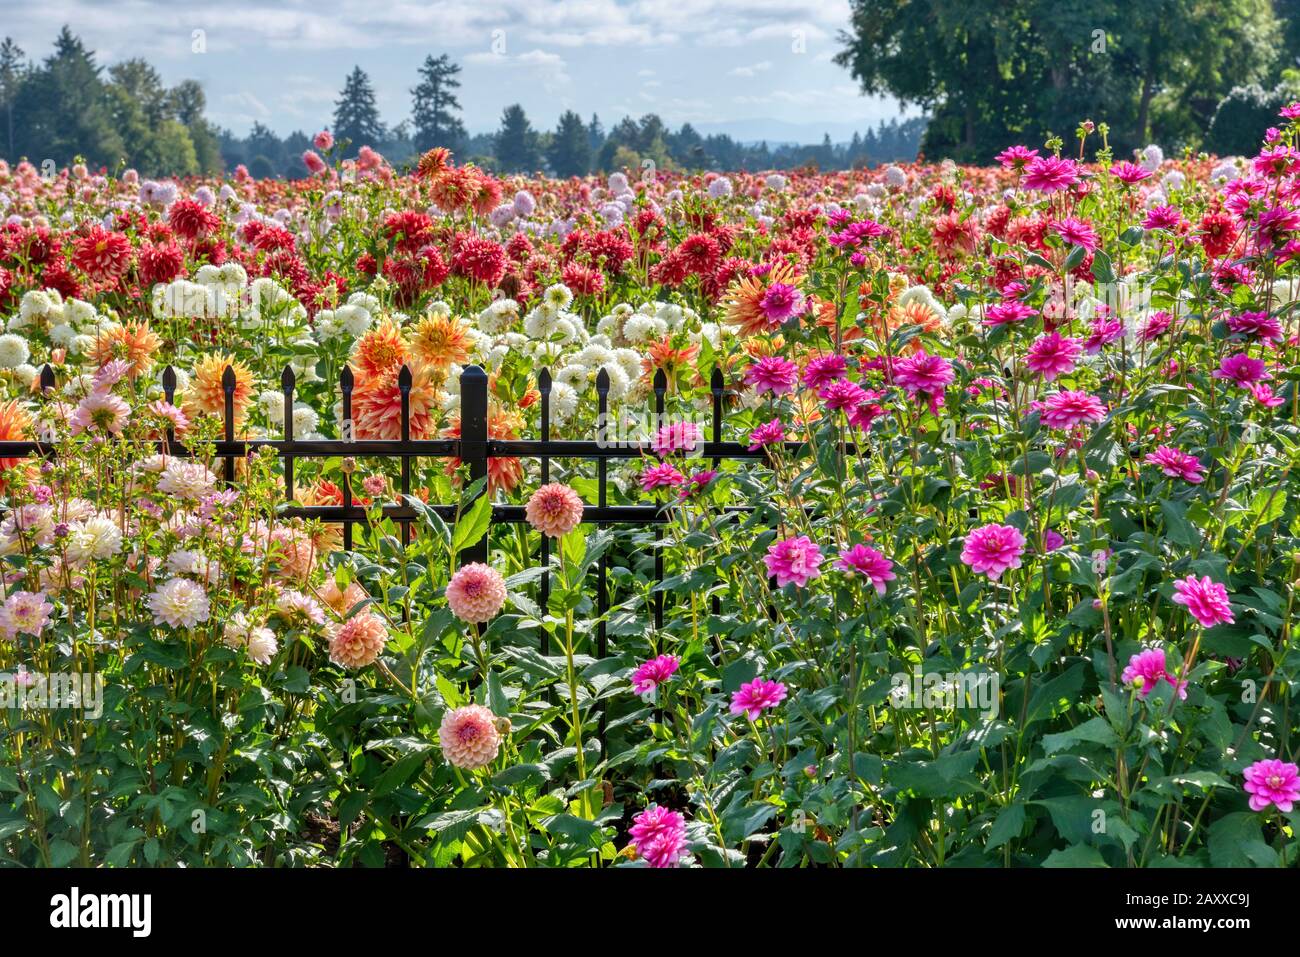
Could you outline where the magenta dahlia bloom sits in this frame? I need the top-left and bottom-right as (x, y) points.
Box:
(834, 543), (896, 595)
(820, 378), (867, 412)
(1052, 217), (1099, 250)
(651, 420), (702, 456)
(995, 145), (1039, 171)
(1110, 161), (1152, 185)
(764, 535), (823, 588)
(747, 418), (786, 451)
(1023, 155), (1081, 193)
(802, 354), (848, 390)
(730, 677), (788, 720)
(1243, 759), (1300, 813)
(1041, 389), (1106, 430)
(1250, 382), (1286, 407)
(1172, 575), (1233, 628)
(1227, 311), (1283, 343)
(641, 462), (686, 492)
(1043, 529), (1065, 551)
(1213, 353), (1270, 386)
(961, 523), (1026, 580)
(1142, 205), (1183, 230)
(628, 805), (688, 868)
(1145, 445), (1205, 483)
(631, 654), (681, 695)
(893, 349), (955, 397)
(983, 301), (1037, 327)
(1025, 332), (1083, 381)
(744, 356), (799, 395)
(1121, 648), (1188, 699)
(758, 282), (805, 325)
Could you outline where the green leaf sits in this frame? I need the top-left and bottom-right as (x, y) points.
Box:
(451, 493), (492, 554)
(1208, 812), (1278, 867)
(1043, 717), (1120, 754)
(987, 803), (1026, 850)
(1043, 845), (1108, 867)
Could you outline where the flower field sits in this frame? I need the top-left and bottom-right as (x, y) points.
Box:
(3, 113), (1300, 869)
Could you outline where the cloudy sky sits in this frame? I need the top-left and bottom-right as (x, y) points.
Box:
(6, 0), (909, 142)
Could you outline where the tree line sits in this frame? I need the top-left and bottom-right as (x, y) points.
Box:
(836, 0), (1300, 161)
(0, 30), (923, 179)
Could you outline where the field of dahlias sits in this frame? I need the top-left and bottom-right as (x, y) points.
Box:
(2, 113), (1300, 870)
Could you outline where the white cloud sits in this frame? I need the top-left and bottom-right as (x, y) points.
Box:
(730, 61), (773, 77)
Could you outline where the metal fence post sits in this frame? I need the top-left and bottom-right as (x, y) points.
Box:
(459, 364), (490, 567)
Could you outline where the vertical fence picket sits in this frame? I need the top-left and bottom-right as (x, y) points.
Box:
(710, 366), (725, 618)
(161, 366), (177, 447)
(38, 364), (55, 394)
(281, 364), (296, 502)
(340, 366), (354, 551)
(537, 368), (552, 655)
(221, 365), (236, 486)
(459, 365), (489, 566)
(595, 367), (610, 739)
(398, 364), (412, 548)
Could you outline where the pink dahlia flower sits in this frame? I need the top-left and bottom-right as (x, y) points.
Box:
(627, 805), (688, 868)
(802, 354), (848, 390)
(1041, 389), (1106, 430)
(1243, 758), (1300, 813)
(328, 611), (388, 668)
(744, 356), (799, 395)
(631, 654), (680, 695)
(438, 704), (502, 770)
(763, 535), (823, 588)
(1121, 648), (1188, 699)
(961, 523), (1026, 580)
(893, 349), (955, 397)
(1023, 155), (1081, 193)
(651, 420), (701, 456)
(1171, 575), (1233, 628)
(641, 462), (686, 492)
(1213, 353), (1269, 386)
(747, 418), (786, 451)
(1145, 446), (1205, 483)
(1025, 332), (1083, 381)
(730, 677), (788, 720)
(525, 483), (585, 538)
(446, 562), (507, 623)
(835, 543), (896, 595)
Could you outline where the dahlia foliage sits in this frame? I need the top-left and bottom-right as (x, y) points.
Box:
(3, 116), (1300, 867)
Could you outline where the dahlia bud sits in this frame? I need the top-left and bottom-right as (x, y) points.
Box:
(492, 715), (512, 736)
(340, 456), (356, 474)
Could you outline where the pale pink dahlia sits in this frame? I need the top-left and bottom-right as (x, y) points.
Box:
(1121, 648), (1188, 699)
(1243, 758), (1300, 812)
(961, 523), (1026, 580)
(631, 654), (680, 695)
(525, 483), (585, 538)
(730, 676), (787, 720)
(146, 578), (211, 629)
(834, 543), (896, 595)
(627, 805), (688, 868)
(438, 704), (501, 770)
(0, 590), (52, 638)
(763, 535), (823, 588)
(1171, 575), (1234, 628)
(446, 562), (507, 623)
(70, 390), (130, 436)
(328, 611), (387, 668)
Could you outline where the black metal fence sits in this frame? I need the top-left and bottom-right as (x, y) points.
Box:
(3, 361), (808, 646)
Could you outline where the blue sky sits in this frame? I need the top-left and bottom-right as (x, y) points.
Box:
(6, 0), (910, 142)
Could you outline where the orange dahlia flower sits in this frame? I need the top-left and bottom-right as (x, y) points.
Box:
(351, 358), (440, 440)
(186, 354), (253, 426)
(89, 321), (162, 379)
(410, 313), (472, 377)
